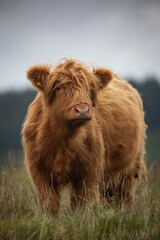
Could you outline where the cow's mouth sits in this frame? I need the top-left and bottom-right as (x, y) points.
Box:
(68, 117), (91, 128)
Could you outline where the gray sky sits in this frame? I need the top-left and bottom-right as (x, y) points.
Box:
(1, 0), (160, 91)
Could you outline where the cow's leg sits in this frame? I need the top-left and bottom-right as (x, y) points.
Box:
(38, 184), (60, 215)
(70, 153), (101, 210)
(27, 164), (60, 214)
(105, 175), (135, 207)
(118, 175), (136, 206)
(71, 180), (99, 210)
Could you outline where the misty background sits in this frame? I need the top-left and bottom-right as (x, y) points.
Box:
(0, 0), (160, 166)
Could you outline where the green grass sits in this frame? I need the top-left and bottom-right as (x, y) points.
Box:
(0, 164), (160, 240)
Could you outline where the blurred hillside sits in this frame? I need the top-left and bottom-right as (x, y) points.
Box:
(0, 77), (160, 166)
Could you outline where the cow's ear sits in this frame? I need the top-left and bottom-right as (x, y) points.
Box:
(93, 68), (113, 89)
(26, 65), (51, 91)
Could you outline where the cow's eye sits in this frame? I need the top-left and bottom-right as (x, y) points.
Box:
(55, 86), (61, 92)
(89, 89), (96, 107)
(89, 89), (94, 99)
(52, 80), (61, 90)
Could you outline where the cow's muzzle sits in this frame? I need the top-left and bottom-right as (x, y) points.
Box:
(68, 103), (92, 127)
(75, 105), (91, 119)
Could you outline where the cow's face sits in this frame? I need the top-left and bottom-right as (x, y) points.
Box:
(27, 59), (113, 128)
(45, 77), (93, 128)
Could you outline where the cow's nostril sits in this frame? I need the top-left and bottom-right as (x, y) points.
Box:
(75, 106), (89, 114)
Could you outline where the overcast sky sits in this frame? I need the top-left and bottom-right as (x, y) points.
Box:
(1, 0), (160, 91)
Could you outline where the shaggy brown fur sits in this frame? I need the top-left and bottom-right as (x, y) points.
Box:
(22, 59), (147, 214)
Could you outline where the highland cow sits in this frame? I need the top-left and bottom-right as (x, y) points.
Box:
(22, 59), (147, 214)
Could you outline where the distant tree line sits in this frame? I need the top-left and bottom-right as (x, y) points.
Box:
(0, 90), (36, 154)
(129, 76), (160, 132)
(0, 77), (160, 155)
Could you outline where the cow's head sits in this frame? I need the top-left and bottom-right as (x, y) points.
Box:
(27, 59), (113, 129)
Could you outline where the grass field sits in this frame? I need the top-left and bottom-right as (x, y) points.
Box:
(0, 164), (160, 240)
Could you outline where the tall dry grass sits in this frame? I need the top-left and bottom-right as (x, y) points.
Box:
(0, 163), (160, 240)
